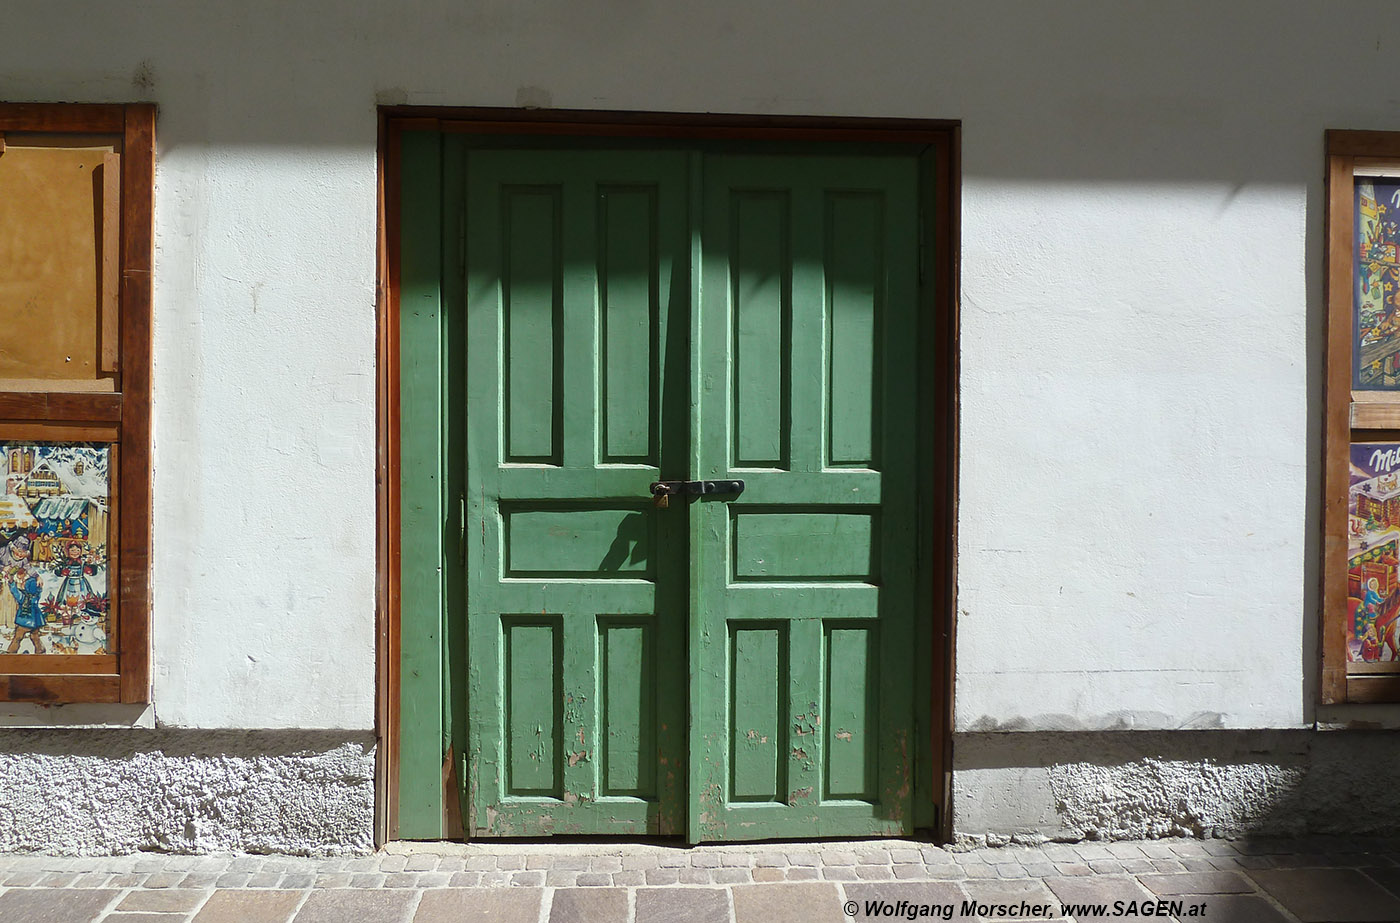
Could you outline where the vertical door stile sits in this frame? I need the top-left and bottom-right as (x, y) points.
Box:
(686, 150), (711, 844)
(692, 150), (737, 843)
(441, 133), (470, 838)
(912, 145), (941, 831)
(558, 179), (598, 808)
(397, 130), (446, 839)
(647, 153), (691, 837)
(876, 159), (921, 830)
(462, 149), (503, 837)
(785, 186), (827, 825)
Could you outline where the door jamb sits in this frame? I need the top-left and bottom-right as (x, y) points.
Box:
(376, 106), (961, 844)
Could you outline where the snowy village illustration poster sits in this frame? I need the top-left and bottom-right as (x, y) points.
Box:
(1355, 178), (1400, 389)
(0, 443), (110, 656)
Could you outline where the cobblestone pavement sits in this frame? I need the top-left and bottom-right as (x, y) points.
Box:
(3, 836), (1400, 921)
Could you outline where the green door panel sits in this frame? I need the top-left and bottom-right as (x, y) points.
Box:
(462, 150), (690, 836)
(401, 140), (931, 842)
(690, 155), (921, 841)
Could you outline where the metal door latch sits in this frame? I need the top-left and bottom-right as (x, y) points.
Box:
(649, 480), (745, 508)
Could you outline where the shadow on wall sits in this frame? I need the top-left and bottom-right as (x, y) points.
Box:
(6, 0), (1366, 730)
(953, 730), (1400, 844)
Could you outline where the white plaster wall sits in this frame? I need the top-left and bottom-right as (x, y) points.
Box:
(1, 1), (1391, 729)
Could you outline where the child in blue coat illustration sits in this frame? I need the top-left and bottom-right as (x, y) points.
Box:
(5, 537), (45, 654)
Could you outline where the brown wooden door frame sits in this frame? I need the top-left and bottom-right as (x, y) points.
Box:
(375, 106), (960, 844)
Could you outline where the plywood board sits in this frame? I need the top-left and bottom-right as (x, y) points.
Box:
(0, 147), (114, 381)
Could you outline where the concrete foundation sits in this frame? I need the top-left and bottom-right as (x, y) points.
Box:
(0, 730), (374, 855)
(953, 730), (1400, 845)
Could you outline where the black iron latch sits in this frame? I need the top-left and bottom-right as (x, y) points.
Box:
(649, 479), (745, 508)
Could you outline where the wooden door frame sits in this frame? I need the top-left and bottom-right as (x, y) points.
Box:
(376, 106), (961, 844)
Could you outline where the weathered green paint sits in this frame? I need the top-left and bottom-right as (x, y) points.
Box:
(402, 140), (932, 842)
(828, 192), (882, 467)
(731, 510), (878, 581)
(685, 149), (712, 841)
(729, 625), (784, 801)
(442, 132), (471, 833)
(396, 130), (446, 839)
(504, 619), (561, 795)
(601, 187), (661, 463)
(599, 619), (656, 795)
(826, 625), (877, 798)
(731, 191), (789, 467)
(462, 150), (690, 836)
(502, 187), (562, 463)
(690, 155), (920, 841)
(503, 505), (653, 577)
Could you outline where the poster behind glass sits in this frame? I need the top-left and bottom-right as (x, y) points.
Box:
(0, 443), (110, 656)
(1355, 179), (1400, 389)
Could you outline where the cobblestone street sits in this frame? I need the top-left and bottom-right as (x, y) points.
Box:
(2, 837), (1400, 922)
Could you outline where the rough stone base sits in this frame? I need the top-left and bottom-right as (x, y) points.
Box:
(953, 728), (1400, 845)
(13, 727), (1396, 855)
(0, 729), (375, 855)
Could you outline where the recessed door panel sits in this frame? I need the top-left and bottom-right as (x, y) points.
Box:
(731, 509), (880, 582)
(600, 186), (661, 465)
(731, 191), (791, 469)
(502, 188), (562, 464)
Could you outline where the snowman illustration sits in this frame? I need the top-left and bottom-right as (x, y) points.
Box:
(66, 603), (107, 655)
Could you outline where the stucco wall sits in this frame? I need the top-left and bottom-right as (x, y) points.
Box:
(0, 731), (374, 855)
(1, 2), (1388, 729)
(954, 729), (1400, 844)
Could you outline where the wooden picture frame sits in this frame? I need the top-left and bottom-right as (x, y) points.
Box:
(0, 103), (154, 704)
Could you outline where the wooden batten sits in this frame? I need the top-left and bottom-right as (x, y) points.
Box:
(0, 655), (117, 674)
(0, 673), (120, 703)
(0, 392), (122, 422)
(0, 422), (119, 443)
(100, 152), (121, 374)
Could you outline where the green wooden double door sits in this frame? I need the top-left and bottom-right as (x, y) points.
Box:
(399, 135), (936, 842)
